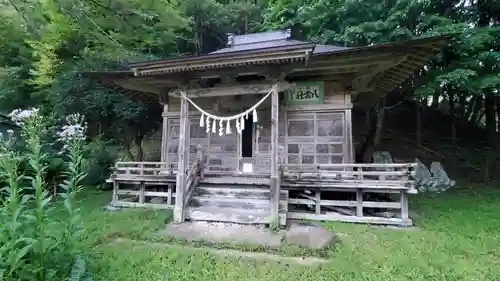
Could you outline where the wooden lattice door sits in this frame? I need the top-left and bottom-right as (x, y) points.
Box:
(286, 111), (346, 165)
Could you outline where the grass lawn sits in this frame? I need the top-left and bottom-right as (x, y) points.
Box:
(64, 185), (500, 281)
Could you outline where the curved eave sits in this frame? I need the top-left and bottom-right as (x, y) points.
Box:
(108, 83), (158, 104)
(306, 34), (454, 106)
(132, 44), (315, 76)
(84, 71), (159, 104)
(362, 35), (453, 105)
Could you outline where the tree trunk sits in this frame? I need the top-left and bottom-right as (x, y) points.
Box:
(134, 135), (144, 161)
(431, 92), (440, 109)
(244, 15), (248, 34)
(448, 92), (458, 171)
(469, 95), (483, 125)
(483, 94), (496, 181)
(458, 92), (467, 118)
(485, 95), (496, 138)
(356, 98), (385, 163)
(416, 100), (422, 145)
(496, 96), (500, 133)
(374, 97), (386, 147)
(478, 1), (495, 181)
(449, 92), (457, 149)
(125, 142), (135, 161)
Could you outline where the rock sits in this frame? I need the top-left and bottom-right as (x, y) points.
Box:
(372, 151), (395, 179)
(414, 158), (432, 192)
(284, 222), (337, 250)
(429, 162), (455, 192)
(373, 211), (398, 218)
(372, 151), (394, 165)
(415, 161), (455, 193)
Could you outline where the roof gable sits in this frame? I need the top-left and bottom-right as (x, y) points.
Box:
(228, 29), (291, 46)
(211, 29), (350, 55)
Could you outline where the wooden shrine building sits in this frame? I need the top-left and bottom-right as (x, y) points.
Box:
(90, 30), (451, 226)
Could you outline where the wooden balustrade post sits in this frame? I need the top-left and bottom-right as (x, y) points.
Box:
(400, 192), (409, 221)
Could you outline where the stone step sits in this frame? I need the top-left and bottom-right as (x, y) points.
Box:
(196, 186), (288, 200)
(200, 176), (270, 186)
(192, 198), (269, 210)
(187, 183), (289, 225)
(186, 206), (287, 225)
(192, 197), (288, 210)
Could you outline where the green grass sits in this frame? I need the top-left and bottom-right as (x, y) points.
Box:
(61, 185), (500, 281)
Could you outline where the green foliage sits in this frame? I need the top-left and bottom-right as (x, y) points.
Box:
(82, 137), (119, 187)
(0, 110), (91, 281)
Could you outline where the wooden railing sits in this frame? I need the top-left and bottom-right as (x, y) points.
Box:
(183, 147), (205, 208)
(174, 145), (205, 222)
(281, 163), (417, 191)
(113, 162), (178, 180)
(269, 155), (284, 226)
(280, 163), (417, 226)
(109, 162), (177, 209)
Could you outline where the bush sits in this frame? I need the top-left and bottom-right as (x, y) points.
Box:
(0, 109), (92, 281)
(82, 137), (118, 188)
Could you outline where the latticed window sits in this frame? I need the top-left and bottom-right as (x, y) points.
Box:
(286, 112), (345, 164)
(166, 117), (238, 172)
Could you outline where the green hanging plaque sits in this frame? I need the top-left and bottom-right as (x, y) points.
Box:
(284, 81), (325, 106)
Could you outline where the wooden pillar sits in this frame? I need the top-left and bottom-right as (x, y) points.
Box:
(183, 105), (191, 170)
(270, 84), (280, 224)
(161, 106), (169, 164)
(160, 91), (170, 166)
(174, 96), (188, 222)
(345, 93), (354, 163)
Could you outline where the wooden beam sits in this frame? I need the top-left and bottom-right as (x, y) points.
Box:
(287, 212), (412, 226)
(169, 81), (294, 98)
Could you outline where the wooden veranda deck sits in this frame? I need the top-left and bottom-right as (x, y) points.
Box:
(108, 158), (417, 226)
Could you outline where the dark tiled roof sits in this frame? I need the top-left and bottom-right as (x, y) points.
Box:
(211, 39), (350, 55)
(313, 44), (351, 54)
(211, 29), (350, 55)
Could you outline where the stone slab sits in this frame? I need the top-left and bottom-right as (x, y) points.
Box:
(159, 220), (337, 250)
(283, 221), (337, 249)
(112, 238), (330, 266)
